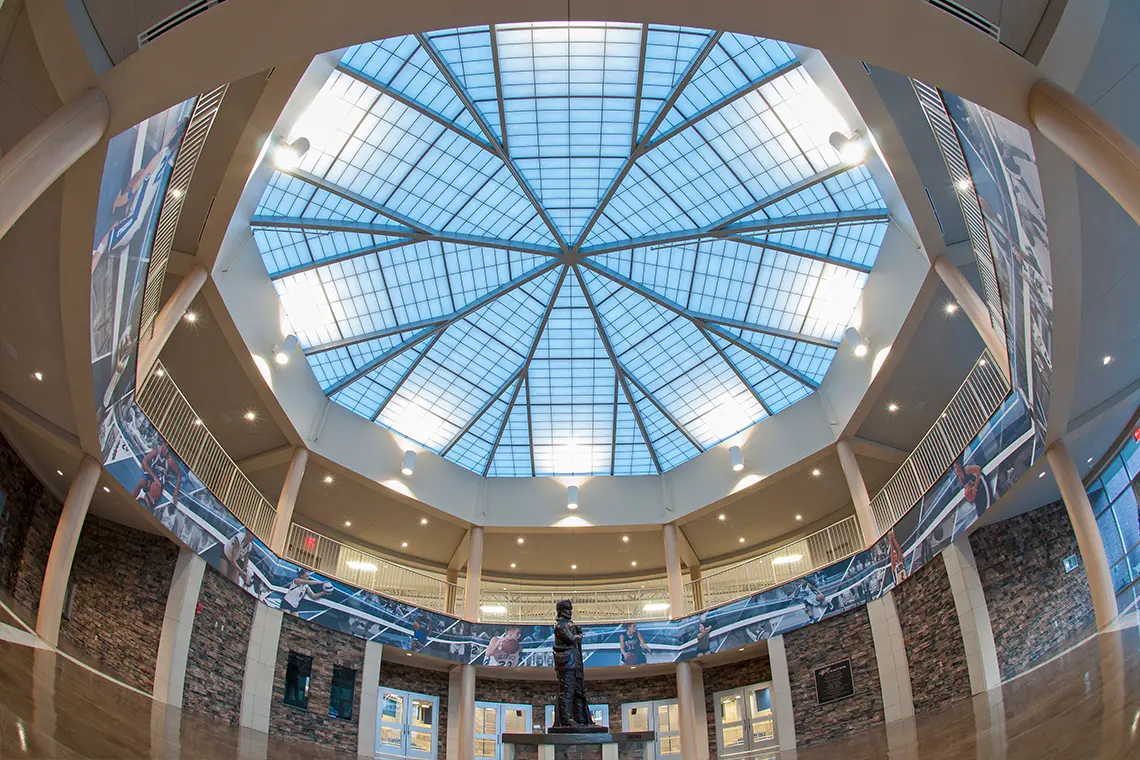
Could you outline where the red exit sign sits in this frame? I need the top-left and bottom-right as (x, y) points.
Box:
(1133, 425), (1140, 443)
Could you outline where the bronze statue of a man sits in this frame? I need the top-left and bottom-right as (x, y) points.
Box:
(552, 599), (598, 731)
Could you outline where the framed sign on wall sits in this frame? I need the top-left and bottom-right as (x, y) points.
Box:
(814, 659), (855, 705)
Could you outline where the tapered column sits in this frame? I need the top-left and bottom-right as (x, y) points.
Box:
(836, 440), (878, 547)
(458, 663), (476, 760)
(676, 661), (700, 760)
(269, 447), (308, 553)
(932, 257), (1011, 381)
(1029, 79), (1140, 228)
(867, 591), (914, 723)
(942, 538), (1001, 694)
(357, 641), (383, 757)
(136, 265), (207, 382)
(1047, 442), (1118, 628)
(240, 602), (283, 732)
(663, 523), (685, 616)
(0, 88), (109, 242)
(766, 635), (797, 752)
(36, 455), (101, 645)
(463, 526), (484, 621)
(446, 666), (463, 760)
(689, 661), (710, 760)
(153, 549), (206, 705)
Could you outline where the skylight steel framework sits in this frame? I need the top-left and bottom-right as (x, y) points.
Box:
(252, 23), (891, 477)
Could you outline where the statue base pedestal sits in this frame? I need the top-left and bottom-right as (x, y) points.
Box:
(547, 726), (610, 734)
(501, 732), (656, 760)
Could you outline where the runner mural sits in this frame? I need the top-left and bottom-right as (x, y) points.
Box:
(88, 104), (1044, 668)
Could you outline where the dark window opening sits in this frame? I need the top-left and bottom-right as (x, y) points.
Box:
(284, 652), (313, 709)
(329, 665), (357, 720)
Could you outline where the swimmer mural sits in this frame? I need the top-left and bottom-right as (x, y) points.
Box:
(88, 96), (1046, 668)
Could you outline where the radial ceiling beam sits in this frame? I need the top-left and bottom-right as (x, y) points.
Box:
(707, 163), (854, 230)
(488, 26), (509, 156)
(573, 265), (662, 473)
(696, 324), (772, 415)
(693, 312), (841, 349)
(645, 60), (802, 150)
(441, 367), (522, 456)
(269, 238), (419, 280)
(283, 168), (432, 233)
(725, 235), (874, 274)
(573, 31), (724, 250)
(630, 24), (649, 154)
(415, 33), (568, 251)
(305, 314), (450, 355)
(249, 215), (562, 257)
(619, 364), (703, 453)
(578, 209), (890, 256)
(369, 331), (444, 422)
(581, 260), (819, 389)
(325, 260), (560, 394)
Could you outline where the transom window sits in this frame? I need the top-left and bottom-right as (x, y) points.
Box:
(254, 23), (887, 477)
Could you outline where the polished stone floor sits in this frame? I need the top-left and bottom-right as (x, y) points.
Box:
(0, 616), (1138, 759)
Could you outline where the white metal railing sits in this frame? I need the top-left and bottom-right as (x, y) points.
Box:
(479, 582), (673, 623)
(687, 516), (863, 612)
(286, 524), (462, 615)
(136, 361), (277, 542)
(869, 352), (1009, 533)
(139, 84), (228, 341)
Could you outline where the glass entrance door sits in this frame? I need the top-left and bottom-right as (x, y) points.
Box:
(621, 699), (680, 760)
(475, 701), (533, 760)
(746, 684), (777, 754)
(377, 687), (440, 760)
(713, 683), (778, 759)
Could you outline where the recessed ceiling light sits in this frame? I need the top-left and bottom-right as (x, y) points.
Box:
(631, 561), (638, 567)
(155, 368), (165, 376)
(324, 474), (334, 484)
(420, 517), (429, 525)
(169, 187), (184, 199)
(510, 563), (517, 569)
(1088, 457), (1094, 464)
(795, 514), (803, 521)
(1103, 355), (1113, 365)
(738, 537), (745, 543)
(517, 537), (525, 545)
(193, 418), (202, 426)
(56, 470), (63, 476)
(887, 402), (900, 413)
(622, 535), (630, 543)
(571, 564), (577, 570)
(1038, 472), (1046, 479)
(344, 520), (351, 527)
(955, 177), (973, 192)
(979, 359), (987, 366)
(32, 371), (43, 381)
(739, 648), (745, 652)
(853, 342), (869, 358)
(102, 486), (110, 493)
(630, 666), (637, 670)
(718, 513), (726, 521)
(811, 468), (821, 477)
(401, 541), (408, 548)
(183, 311), (197, 323)
(944, 302), (959, 314)
(406, 652), (412, 657)
(244, 410), (257, 421)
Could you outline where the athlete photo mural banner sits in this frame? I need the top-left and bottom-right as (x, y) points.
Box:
(88, 106), (1042, 669)
(941, 92), (1054, 437)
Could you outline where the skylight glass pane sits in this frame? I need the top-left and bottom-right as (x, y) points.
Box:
(424, 27), (505, 143)
(486, 380), (533, 476)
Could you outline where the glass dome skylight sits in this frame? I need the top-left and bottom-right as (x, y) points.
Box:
(252, 23), (889, 477)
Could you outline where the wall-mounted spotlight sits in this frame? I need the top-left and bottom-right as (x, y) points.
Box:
(273, 137), (310, 170)
(401, 449), (416, 476)
(829, 131), (866, 165)
(273, 334), (300, 365)
(729, 445), (744, 472)
(844, 326), (869, 358)
(567, 485), (579, 510)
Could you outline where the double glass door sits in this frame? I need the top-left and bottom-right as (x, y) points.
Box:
(621, 700), (680, 760)
(714, 683), (778, 758)
(543, 703), (609, 730)
(377, 687), (439, 760)
(475, 702), (532, 760)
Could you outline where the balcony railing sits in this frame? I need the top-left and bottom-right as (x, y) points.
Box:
(136, 361), (277, 542)
(687, 515), (863, 612)
(286, 524), (463, 615)
(869, 352), (1009, 534)
(479, 582), (672, 624)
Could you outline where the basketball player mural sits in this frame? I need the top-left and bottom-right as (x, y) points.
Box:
(132, 442), (181, 509)
(551, 600), (603, 732)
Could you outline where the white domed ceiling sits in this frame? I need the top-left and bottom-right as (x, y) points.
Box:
(251, 23), (889, 477)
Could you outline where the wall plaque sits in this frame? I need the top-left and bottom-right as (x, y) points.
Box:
(814, 659), (855, 705)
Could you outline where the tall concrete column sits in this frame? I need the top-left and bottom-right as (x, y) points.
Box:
(462, 526), (484, 621)
(689, 661), (710, 760)
(932, 257), (1011, 381)
(1029, 79), (1140, 228)
(446, 666), (462, 760)
(357, 641), (383, 757)
(942, 538), (1001, 694)
(1047, 442), (1118, 629)
(136, 265), (207, 382)
(445, 569), (459, 615)
(766, 635), (797, 752)
(153, 549), (206, 705)
(663, 523), (685, 616)
(866, 591), (914, 723)
(676, 661), (700, 760)
(240, 602), (284, 732)
(458, 663), (476, 760)
(269, 447), (309, 554)
(36, 454), (101, 645)
(0, 88), (109, 242)
(836, 440), (878, 547)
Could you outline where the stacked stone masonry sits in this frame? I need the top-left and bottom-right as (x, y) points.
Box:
(892, 555), (971, 713)
(0, 430), (62, 614)
(183, 564), (255, 723)
(270, 612), (365, 754)
(970, 501), (1097, 680)
(701, 655), (773, 759)
(784, 605), (884, 746)
(59, 513), (178, 692)
(378, 661), (453, 760)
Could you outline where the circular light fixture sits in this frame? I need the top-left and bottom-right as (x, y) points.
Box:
(193, 418), (203, 426)
(420, 517), (429, 525)
(1038, 472), (1046, 479)
(945, 302), (959, 315)
(853, 342), (869, 358)
(517, 537), (525, 545)
(738, 537), (746, 543)
(1088, 457), (1094, 464)
(244, 410), (258, 422)
(631, 561), (638, 567)
(567, 484), (579, 510)
(155, 368), (165, 377)
(829, 131), (867, 165)
(795, 514), (803, 521)
(718, 513), (726, 521)
(345, 520), (352, 527)
(955, 177), (974, 192)
(32, 371), (43, 381)
(510, 562), (517, 568)
(102, 486), (110, 493)
(844, 326), (869, 358)
(811, 468), (821, 477)
(169, 187), (184, 199)
(887, 402), (900, 413)
(273, 334), (300, 365)
(570, 564), (577, 570)
(729, 445), (744, 472)
(56, 470), (63, 476)
(324, 474), (334, 484)
(401, 541), (409, 548)
(622, 535), (630, 543)
(1103, 355), (1113, 366)
(183, 311), (198, 323)
(273, 137), (310, 171)
(979, 359), (987, 366)
(401, 449), (416, 476)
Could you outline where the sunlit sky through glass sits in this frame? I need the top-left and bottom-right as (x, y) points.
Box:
(252, 22), (889, 477)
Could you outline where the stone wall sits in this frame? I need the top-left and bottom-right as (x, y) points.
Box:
(0, 429), (61, 614)
(783, 605), (883, 747)
(970, 501), (1097, 681)
(59, 514), (178, 692)
(378, 661), (453, 759)
(701, 655), (773, 759)
(893, 556), (971, 713)
(270, 612), (366, 754)
(183, 564), (255, 723)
